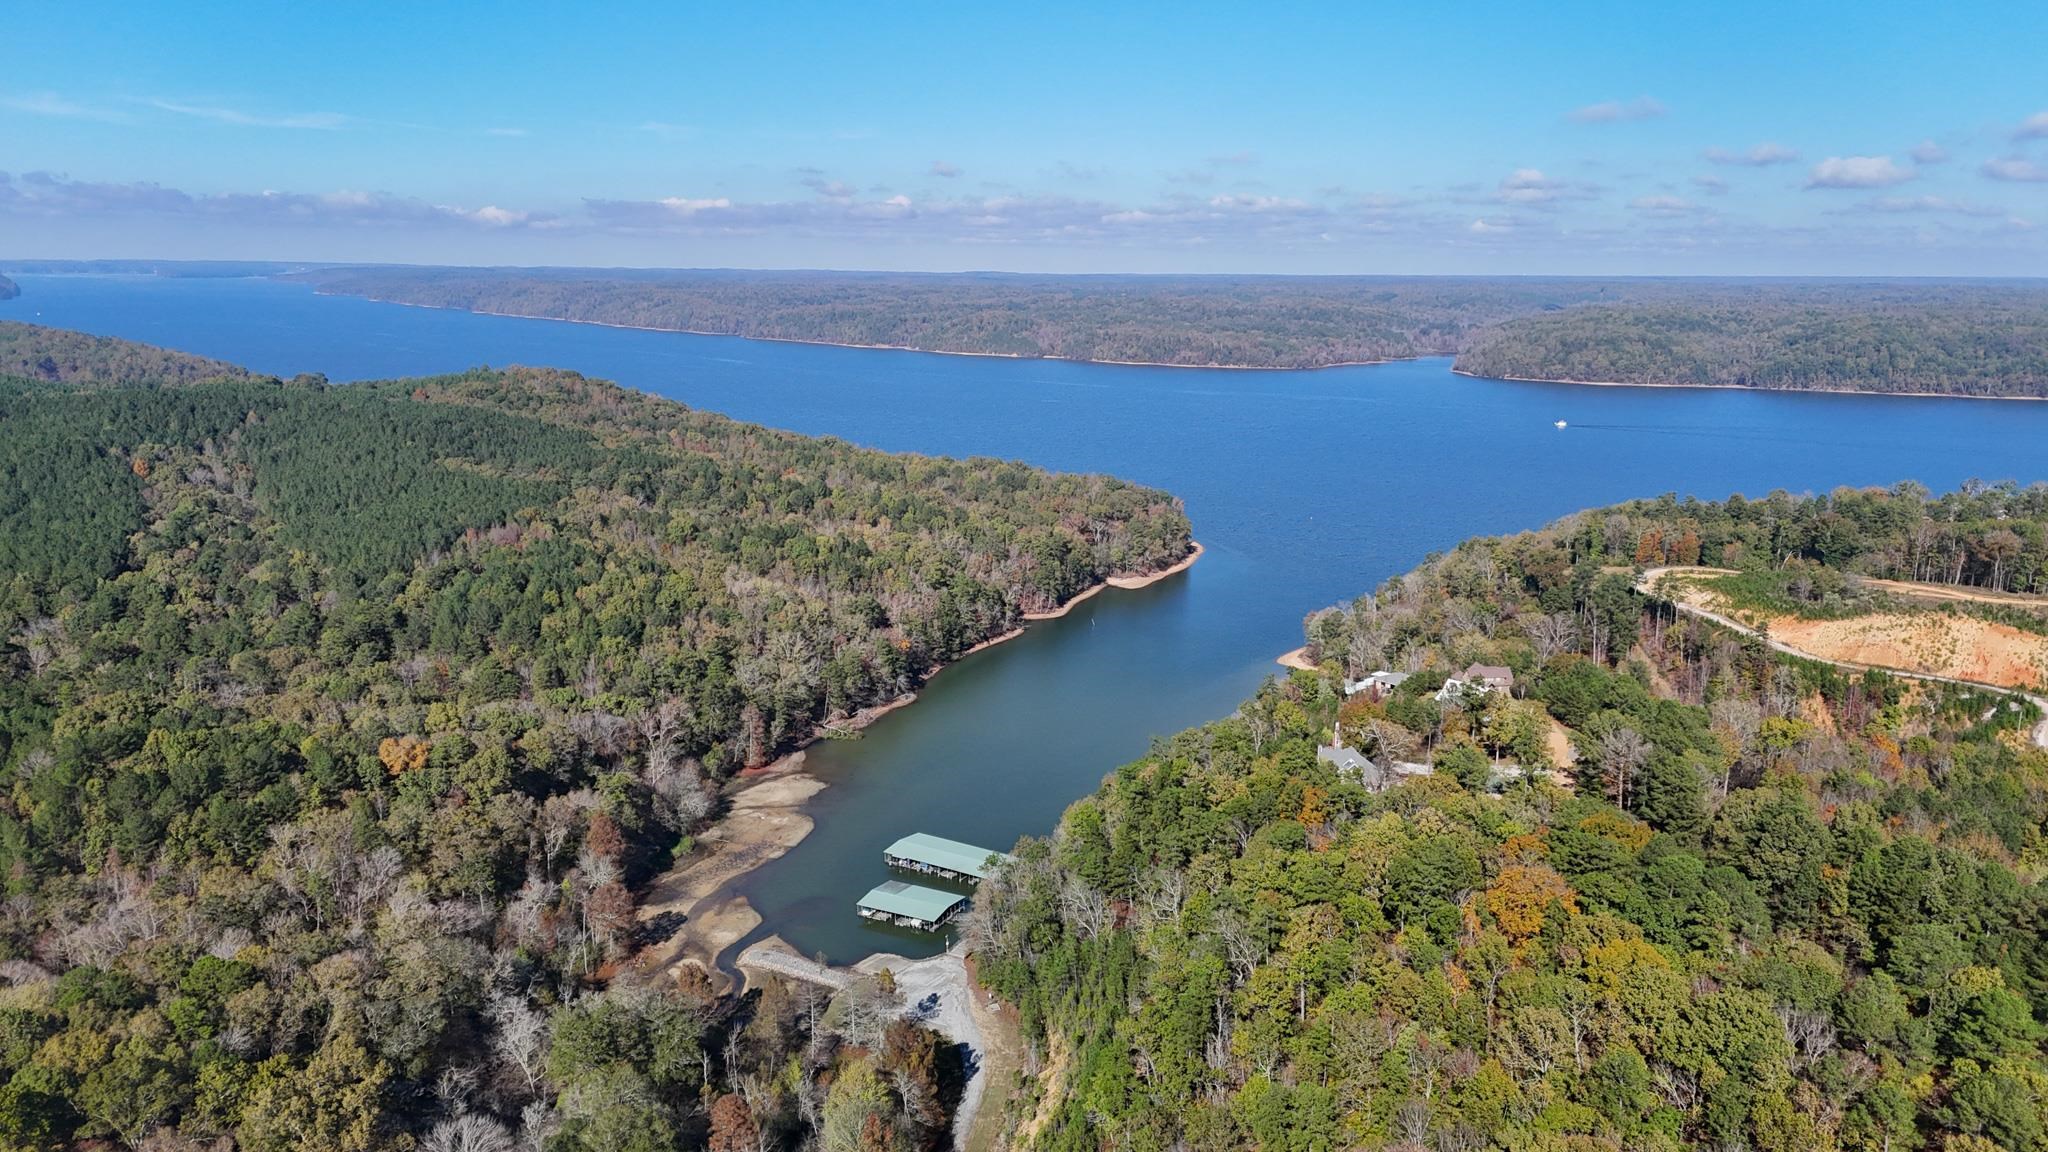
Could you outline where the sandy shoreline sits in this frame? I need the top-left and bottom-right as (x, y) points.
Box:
(1276, 645), (1317, 671)
(1109, 540), (1205, 588)
(631, 772), (828, 993)
(631, 541), (1204, 983)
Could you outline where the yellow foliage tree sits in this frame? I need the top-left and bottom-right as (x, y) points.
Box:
(1576, 809), (1653, 852)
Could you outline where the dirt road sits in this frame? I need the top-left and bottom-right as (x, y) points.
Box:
(1639, 567), (2048, 750)
(738, 940), (1016, 1152)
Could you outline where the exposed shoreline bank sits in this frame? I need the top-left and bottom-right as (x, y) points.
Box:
(631, 541), (1204, 986)
(1022, 541), (1206, 621)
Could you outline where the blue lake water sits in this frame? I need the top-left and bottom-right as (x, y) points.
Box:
(11, 272), (2048, 962)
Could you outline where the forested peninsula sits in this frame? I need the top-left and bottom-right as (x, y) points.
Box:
(0, 321), (252, 387)
(282, 266), (2048, 397)
(0, 323), (1190, 1150)
(287, 267), (1612, 369)
(1456, 290), (2048, 399)
(971, 485), (2048, 1152)
(0, 276), (18, 301)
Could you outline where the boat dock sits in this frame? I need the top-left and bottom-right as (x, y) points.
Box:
(883, 832), (1014, 885)
(857, 880), (967, 931)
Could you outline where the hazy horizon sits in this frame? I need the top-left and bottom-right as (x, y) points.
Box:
(10, 259), (2048, 285)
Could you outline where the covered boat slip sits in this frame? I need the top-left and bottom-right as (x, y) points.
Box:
(883, 832), (1014, 884)
(857, 880), (966, 931)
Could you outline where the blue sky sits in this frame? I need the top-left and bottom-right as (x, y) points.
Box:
(4, 1), (2046, 274)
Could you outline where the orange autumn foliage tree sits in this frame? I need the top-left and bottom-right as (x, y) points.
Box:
(1672, 526), (1703, 566)
(377, 735), (430, 776)
(1482, 864), (1578, 944)
(586, 810), (626, 863)
(1634, 528), (1665, 565)
(1298, 784), (1329, 829)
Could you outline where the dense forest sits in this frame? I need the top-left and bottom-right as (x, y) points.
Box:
(0, 324), (1190, 1150)
(970, 486), (2048, 1152)
(1456, 288), (2048, 398)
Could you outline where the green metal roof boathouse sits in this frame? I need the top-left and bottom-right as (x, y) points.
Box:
(856, 881), (966, 931)
(883, 832), (1014, 884)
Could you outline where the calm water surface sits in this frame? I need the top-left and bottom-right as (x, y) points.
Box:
(13, 274), (2048, 961)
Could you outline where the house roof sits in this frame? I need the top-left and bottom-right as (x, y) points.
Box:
(1318, 744), (1378, 776)
(1463, 663), (1515, 683)
(858, 880), (966, 923)
(885, 833), (1013, 879)
(1344, 670), (1410, 691)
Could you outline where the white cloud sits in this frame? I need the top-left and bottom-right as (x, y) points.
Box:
(1494, 168), (1595, 205)
(2012, 111), (2048, 140)
(485, 127), (529, 138)
(638, 121), (695, 139)
(930, 160), (961, 178)
(151, 99), (348, 130)
(1690, 174), (1729, 194)
(1982, 157), (2048, 183)
(655, 197), (733, 214)
(1569, 97), (1667, 123)
(1703, 143), (1801, 167)
(1805, 155), (1913, 189)
(16, 163), (2039, 266)
(1629, 195), (1694, 216)
(0, 170), (554, 229)
(1909, 140), (1949, 165)
(2, 91), (127, 122)
(1207, 194), (1311, 212)
(466, 205), (529, 226)
(1860, 195), (1999, 217)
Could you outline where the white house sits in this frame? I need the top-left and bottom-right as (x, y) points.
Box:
(1342, 670), (1410, 699)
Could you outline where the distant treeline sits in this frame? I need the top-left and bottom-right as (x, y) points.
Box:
(288, 267), (1660, 369)
(281, 267), (2048, 395)
(1457, 283), (2048, 398)
(1, 259), (300, 278)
